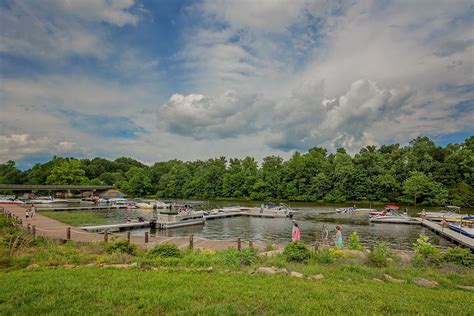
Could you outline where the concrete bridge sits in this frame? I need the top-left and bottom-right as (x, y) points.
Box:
(0, 184), (115, 197)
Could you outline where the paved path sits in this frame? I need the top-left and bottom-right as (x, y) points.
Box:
(1, 205), (266, 251)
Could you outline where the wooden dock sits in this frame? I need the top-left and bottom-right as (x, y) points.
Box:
(1, 205), (266, 251)
(415, 218), (473, 249)
(80, 221), (152, 231)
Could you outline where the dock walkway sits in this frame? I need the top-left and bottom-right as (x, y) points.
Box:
(415, 218), (473, 249)
(1, 205), (265, 251)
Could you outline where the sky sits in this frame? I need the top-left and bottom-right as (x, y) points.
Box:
(0, 0), (473, 169)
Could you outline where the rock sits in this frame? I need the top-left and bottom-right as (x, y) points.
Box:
(206, 267), (213, 273)
(309, 274), (324, 280)
(396, 251), (413, 264)
(343, 250), (366, 259)
(85, 263), (96, 267)
(258, 249), (283, 257)
(290, 271), (304, 278)
(383, 274), (404, 284)
(257, 267), (276, 275)
(412, 277), (438, 288)
(129, 262), (138, 268)
(102, 264), (132, 269)
(271, 267), (288, 274)
(372, 278), (383, 282)
(26, 264), (40, 270)
(457, 285), (474, 291)
(63, 264), (75, 270)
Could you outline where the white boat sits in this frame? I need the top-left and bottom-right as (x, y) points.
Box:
(448, 223), (474, 238)
(249, 203), (298, 218)
(419, 206), (469, 222)
(0, 198), (24, 205)
(80, 198), (97, 205)
(29, 196), (68, 204)
(210, 206), (251, 213)
(336, 207), (377, 215)
(370, 212), (419, 224)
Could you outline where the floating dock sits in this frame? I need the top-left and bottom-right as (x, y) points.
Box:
(39, 205), (130, 211)
(415, 218), (473, 250)
(80, 221), (151, 231)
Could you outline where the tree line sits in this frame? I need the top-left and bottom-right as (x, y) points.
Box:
(0, 136), (473, 206)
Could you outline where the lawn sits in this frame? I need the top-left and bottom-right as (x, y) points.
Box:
(38, 210), (113, 226)
(1, 267), (473, 315)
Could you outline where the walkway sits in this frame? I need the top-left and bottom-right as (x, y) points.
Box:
(415, 218), (473, 249)
(1, 204), (265, 251)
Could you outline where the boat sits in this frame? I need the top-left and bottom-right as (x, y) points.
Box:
(370, 211), (419, 224)
(336, 206), (377, 215)
(0, 197), (24, 205)
(369, 205), (399, 216)
(29, 196), (68, 204)
(80, 197), (97, 205)
(251, 202), (298, 218)
(448, 223), (474, 238)
(418, 206), (470, 222)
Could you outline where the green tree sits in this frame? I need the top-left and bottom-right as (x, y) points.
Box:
(46, 159), (88, 185)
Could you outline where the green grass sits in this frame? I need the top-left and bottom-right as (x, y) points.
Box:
(38, 210), (112, 226)
(1, 268), (473, 315)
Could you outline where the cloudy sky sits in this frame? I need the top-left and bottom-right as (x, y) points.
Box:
(1, 0), (473, 169)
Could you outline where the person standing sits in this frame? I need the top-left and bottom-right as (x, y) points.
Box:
(335, 225), (344, 249)
(292, 222), (301, 241)
(322, 224), (329, 245)
(30, 204), (36, 220)
(403, 208), (408, 216)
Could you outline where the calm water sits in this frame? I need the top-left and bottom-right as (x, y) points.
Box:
(81, 201), (469, 250)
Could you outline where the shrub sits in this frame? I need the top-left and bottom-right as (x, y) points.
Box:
(147, 244), (182, 258)
(312, 248), (335, 264)
(413, 235), (441, 266)
(443, 247), (474, 267)
(367, 242), (390, 267)
(105, 239), (138, 256)
(265, 243), (277, 252)
(220, 248), (258, 266)
(348, 232), (364, 251)
(283, 241), (311, 262)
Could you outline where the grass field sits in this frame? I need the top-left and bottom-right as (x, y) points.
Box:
(38, 210), (112, 226)
(1, 267), (473, 315)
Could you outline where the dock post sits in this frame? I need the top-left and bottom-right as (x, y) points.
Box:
(314, 243), (319, 252)
(66, 227), (71, 240)
(249, 240), (253, 249)
(104, 230), (108, 242)
(19, 218), (22, 225)
(127, 231), (131, 243)
(237, 237), (241, 251)
(189, 234), (194, 250)
(32, 225), (36, 237)
(370, 244), (374, 253)
(27, 223), (31, 232)
(145, 232), (149, 243)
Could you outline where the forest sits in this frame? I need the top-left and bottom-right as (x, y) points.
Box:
(0, 136), (473, 206)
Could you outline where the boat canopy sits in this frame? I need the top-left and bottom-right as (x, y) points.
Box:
(385, 205), (399, 210)
(446, 205), (461, 210)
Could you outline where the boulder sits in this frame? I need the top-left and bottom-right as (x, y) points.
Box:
(257, 267), (276, 275)
(396, 251), (413, 264)
(412, 277), (438, 288)
(383, 274), (404, 284)
(290, 271), (304, 278)
(271, 266), (288, 274)
(309, 274), (324, 280)
(258, 249), (283, 257)
(343, 250), (366, 259)
(26, 264), (40, 270)
(63, 264), (75, 270)
(457, 285), (474, 291)
(206, 267), (214, 273)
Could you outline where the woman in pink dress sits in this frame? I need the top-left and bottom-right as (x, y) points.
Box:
(292, 222), (301, 241)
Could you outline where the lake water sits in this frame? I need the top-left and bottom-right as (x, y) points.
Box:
(82, 201), (468, 250)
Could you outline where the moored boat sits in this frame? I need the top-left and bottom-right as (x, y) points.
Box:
(29, 196), (68, 204)
(336, 206), (376, 215)
(369, 205), (399, 216)
(448, 223), (474, 238)
(370, 211), (419, 224)
(0, 198), (24, 205)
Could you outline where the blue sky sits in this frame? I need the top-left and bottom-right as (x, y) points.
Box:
(0, 0), (473, 168)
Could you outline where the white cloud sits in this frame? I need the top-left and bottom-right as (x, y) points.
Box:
(0, 0), (141, 59)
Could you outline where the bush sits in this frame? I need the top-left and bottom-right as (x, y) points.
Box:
(105, 239), (138, 256)
(413, 235), (441, 266)
(283, 241), (311, 262)
(367, 242), (390, 267)
(219, 248), (259, 267)
(312, 248), (335, 264)
(147, 244), (182, 258)
(443, 247), (474, 267)
(348, 232), (364, 251)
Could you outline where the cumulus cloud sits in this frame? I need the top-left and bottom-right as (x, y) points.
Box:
(0, 0), (142, 59)
(0, 134), (81, 161)
(159, 91), (272, 139)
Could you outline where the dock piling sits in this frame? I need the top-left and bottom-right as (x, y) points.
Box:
(237, 237), (241, 251)
(189, 234), (194, 250)
(104, 230), (108, 242)
(32, 225), (36, 237)
(145, 232), (149, 243)
(66, 227), (71, 240)
(249, 240), (253, 249)
(127, 231), (131, 243)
